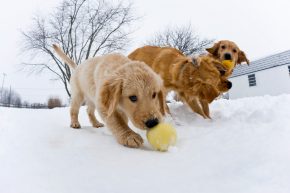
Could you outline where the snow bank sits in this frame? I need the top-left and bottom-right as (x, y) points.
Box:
(1, 95), (290, 193)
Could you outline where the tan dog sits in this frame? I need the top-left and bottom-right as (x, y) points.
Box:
(53, 44), (166, 148)
(206, 40), (249, 81)
(129, 46), (226, 119)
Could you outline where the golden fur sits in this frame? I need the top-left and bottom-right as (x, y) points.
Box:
(53, 44), (166, 148)
(206, 40), (249, 79)
(128, 46), (226, 119)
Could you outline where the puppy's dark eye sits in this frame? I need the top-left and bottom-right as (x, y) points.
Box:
(152, 92), (157, 99)
(221, 45), (226, 49)
(233, 49), (237, 53)
(129, 95), (137, 102)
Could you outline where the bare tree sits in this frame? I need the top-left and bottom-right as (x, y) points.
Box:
(22, 0), (138, 97)
(0, 88), (22, 107)
(147, 24), (214, 56)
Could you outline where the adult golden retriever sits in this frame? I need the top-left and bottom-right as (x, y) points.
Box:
(53, 44), (166, 148)
(129, 46), (225, 119)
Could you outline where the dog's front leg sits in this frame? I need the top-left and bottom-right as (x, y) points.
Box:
(200, 99), (211, 119)
(107, 110), (143, 148)
(184, 96), (208, 119)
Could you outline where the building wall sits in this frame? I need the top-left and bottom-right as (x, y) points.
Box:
(229, 65), (290, 99)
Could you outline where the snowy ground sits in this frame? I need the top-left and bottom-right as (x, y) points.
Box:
(1, 95), (290, 193)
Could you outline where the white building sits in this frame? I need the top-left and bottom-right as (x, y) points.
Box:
(229, 50), (290, 99)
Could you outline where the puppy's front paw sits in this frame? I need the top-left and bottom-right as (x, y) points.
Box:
(71, 122), (81, 129)
(118, 131), (143, 148)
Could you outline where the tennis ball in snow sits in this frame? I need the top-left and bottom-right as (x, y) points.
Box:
(222, 60), (234, 70)
(146, 123), (177, 151)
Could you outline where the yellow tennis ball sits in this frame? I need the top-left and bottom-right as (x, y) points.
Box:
(222, 60), (234, 70)
(146, 123), (177, 151)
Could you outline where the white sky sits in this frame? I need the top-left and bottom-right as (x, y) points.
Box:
(1, 0), (290, 103)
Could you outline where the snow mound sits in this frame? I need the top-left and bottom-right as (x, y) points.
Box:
(1, 95), (290, 193)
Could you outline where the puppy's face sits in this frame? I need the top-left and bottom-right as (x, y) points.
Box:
(218, 78), (232, 92)
(120, 78), (165, 130)
(101, 62), (166, 130)
(206, 40), (249, 66)
(197, 57), (224, 87)
(203, 58), (232, 92)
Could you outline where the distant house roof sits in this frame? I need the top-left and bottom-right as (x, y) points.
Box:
(231, 50), (290, 78)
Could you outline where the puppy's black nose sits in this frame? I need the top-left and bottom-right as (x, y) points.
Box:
(145, 118), (159, 128)
(220, 70), (226, 76)
(227, 81), (232, 89)
(224, 53), (232, 60)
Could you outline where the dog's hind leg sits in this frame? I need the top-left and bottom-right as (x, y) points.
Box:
(86, 100), (104, 128)
(70, 92), (84, 129)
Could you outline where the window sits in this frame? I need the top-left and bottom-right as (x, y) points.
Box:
(248, 74), (256, 87)
(288, 65), (290, 75)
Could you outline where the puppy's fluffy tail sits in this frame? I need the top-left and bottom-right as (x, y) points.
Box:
(52, 44), (77, 69)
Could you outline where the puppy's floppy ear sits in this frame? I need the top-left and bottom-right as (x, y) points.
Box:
(158, 88), (166, 116)
(206, 42), (220, 57)
(237, 50), (250, 65)
(100, 76), (122, 117)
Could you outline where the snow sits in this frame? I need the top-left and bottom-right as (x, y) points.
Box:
(1, 94), (290, 193)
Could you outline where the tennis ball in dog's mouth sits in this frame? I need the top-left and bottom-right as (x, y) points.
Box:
(146, 123), (177, 151)
(222, 60), (234, 70)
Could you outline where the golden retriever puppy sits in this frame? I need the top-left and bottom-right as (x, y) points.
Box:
(129, 46), (225, 119)
(53, 44), (166, 148)
(206, 40), (250, 92)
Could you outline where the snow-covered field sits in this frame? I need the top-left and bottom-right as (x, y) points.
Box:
(1, 95), (290, 193)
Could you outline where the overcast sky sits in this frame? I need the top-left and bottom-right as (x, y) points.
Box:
(1, 0), (290, 103)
